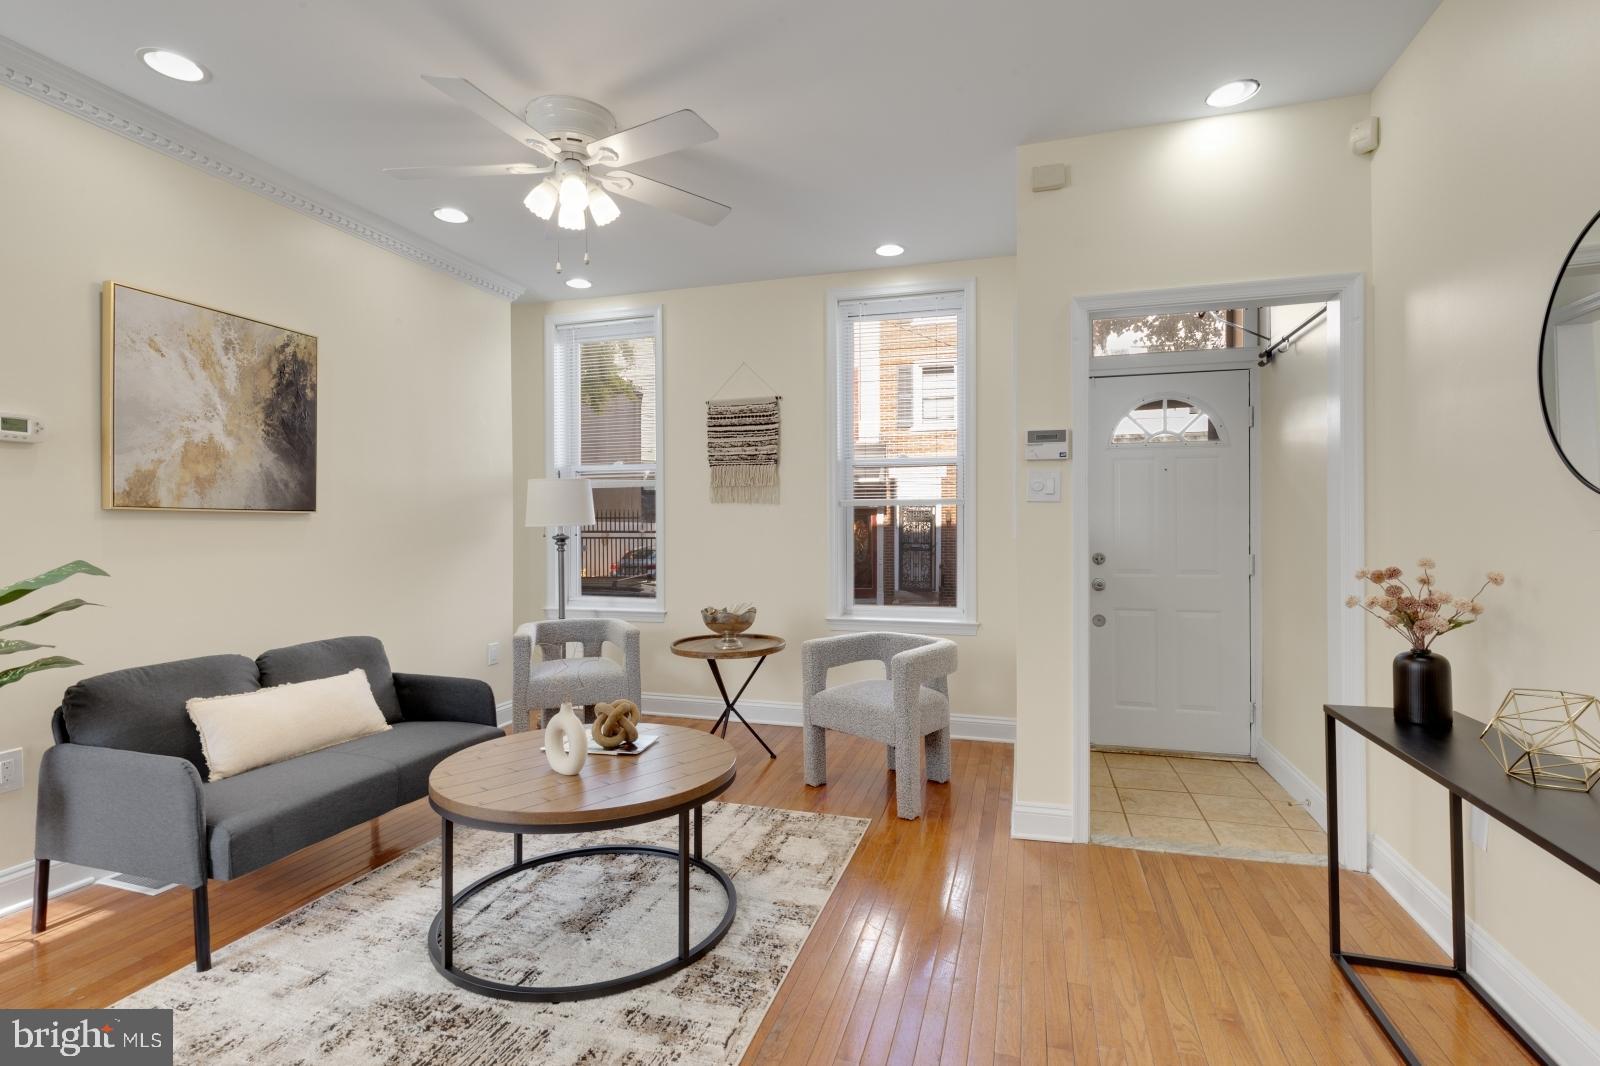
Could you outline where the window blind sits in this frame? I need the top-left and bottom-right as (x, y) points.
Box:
(551, 316), (659, 479)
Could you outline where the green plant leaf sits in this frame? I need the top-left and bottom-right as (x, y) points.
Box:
(0, 638), (52, 656)
(0, 598), (100, 632)
(0, 655), (81, 690)
(0, 561), (109, 608)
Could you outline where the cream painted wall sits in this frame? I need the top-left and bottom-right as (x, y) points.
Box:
(1368, 0), (1600, 1028)
(0, 89), (513, 870)
(1259, 305), (1330, 784)
(1013, 96), (1373, 812)
(511, 258), (1017, 718)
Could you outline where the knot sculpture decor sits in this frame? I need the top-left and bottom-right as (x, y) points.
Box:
(543, 702), (588, 775)
(592, 700), (640, 750)
(1480, 689), (1600, 792)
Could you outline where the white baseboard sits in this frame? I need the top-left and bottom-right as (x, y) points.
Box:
(1010, 801), (1075, 843)
(0, 859), (105, 920)
(496, 699), (512, 728)
(639, 692), (1016, 743)
(1254, 737), (1327, 829)
(1368, 836), (1600, 1065)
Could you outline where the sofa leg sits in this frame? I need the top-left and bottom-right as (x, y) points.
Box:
(31, 859), (49, 934)
(193, 884), (212, 972)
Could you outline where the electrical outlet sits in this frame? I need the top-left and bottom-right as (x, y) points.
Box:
(0, 748), (22, 794)
(486, 641), (501, 667)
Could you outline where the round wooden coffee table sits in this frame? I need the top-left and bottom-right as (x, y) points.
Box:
(671, 633), (786, 758)
(426, 725), (737, 1001)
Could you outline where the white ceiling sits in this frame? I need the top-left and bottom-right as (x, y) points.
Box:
(0, 0), (1437, 302)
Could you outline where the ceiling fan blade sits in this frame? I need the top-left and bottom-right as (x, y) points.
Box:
(383, 163), (553, 180)
(585, 110), (717, 167)
(602, 169), (731, 226)
(421, 75), (562, 161)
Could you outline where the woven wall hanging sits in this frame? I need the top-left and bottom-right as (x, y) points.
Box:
(706, 395), (780, 503)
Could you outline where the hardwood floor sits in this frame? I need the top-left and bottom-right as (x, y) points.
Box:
(1, 718), (1536, 1064)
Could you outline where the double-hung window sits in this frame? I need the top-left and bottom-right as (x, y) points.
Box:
(546, 307), (664, 619)
(828, 283), (975, 632)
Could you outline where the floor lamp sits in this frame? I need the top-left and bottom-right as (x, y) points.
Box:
(526, 477), (595, 619)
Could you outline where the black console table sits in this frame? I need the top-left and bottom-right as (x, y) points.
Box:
(1325, 705), (1600, 1065)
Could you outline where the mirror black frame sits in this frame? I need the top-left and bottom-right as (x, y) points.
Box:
(1539, 206), (1600, 495)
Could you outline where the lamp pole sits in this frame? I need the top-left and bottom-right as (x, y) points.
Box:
(553, 529), (570, 620)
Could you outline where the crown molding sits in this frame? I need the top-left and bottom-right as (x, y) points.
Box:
(0, 34), (525, 301)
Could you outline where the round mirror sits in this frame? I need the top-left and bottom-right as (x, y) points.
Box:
(1542, 209), (1600, 492)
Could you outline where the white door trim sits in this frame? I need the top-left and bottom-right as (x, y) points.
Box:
(1067, 274), (1368, 870)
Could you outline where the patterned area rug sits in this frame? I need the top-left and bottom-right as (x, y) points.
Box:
(118, 802), (866, 1065)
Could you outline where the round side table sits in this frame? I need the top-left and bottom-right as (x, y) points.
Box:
(670, 634), (786, 759)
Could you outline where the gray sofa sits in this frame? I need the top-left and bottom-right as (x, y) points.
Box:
(31, 635), (502, 971)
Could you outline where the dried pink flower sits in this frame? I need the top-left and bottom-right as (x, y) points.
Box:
(1355, 569), (1371, 581)
(1385, 566), (1404, 580)
(1384, 584), (1404, 597)
(1487, 571), (1505, 586)
(1418, 557), (1437, 569)
(1344, 594), (1360, 608)
(1468, 601), (1485, 615)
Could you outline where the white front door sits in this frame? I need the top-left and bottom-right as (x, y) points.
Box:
(1088, 370), (1252, 755)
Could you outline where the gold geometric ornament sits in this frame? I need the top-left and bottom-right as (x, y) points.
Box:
(1480, 689), (1600, 792)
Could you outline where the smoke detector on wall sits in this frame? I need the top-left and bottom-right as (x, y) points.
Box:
(1350, 117), (1380, 156)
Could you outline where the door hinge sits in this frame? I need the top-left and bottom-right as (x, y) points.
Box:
(1250, 701), (1257, 725)
(1248, 553), (1257, 576)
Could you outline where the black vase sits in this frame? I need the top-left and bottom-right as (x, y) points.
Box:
(1393, 649), (1453, 731)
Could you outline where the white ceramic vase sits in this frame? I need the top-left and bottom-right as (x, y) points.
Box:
(544, 702), (588, 776)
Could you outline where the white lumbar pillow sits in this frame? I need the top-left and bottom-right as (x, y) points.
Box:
(187, 668), (391, 781)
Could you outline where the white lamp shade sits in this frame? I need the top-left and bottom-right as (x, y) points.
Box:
(525, 477), (595, 528)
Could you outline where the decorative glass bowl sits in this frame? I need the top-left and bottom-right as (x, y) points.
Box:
(701, 606), (756, 650)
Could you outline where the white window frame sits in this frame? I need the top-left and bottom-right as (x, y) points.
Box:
(910, 361), (958, 432)
(543, 305), (666, 622)
(825, 280), (977, 635)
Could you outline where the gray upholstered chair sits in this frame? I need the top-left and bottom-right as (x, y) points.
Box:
(801, 632), (957, 819)
(512, 619), (642, 731)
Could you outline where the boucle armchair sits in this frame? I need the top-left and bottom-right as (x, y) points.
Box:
(512, 619), (642, 731)
(801, 632), (957, 819)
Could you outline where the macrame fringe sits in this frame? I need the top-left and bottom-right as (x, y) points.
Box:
(711, 464), (779, 504)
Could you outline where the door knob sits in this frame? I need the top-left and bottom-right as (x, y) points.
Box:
(1092, 552), (1106, 565)
(1091, 578), (1106, 592)
(1092, 614), (1107, 627)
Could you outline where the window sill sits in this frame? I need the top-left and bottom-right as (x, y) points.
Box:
(544, 604), (667, 624)
(825, 614), (979, 637)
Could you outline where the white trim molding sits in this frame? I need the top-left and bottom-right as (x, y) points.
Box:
(640, 692), (1016, 743)
(1369, 836), (1600, 1066)
(0, 859), (103, 920)
(1254, 737), (1328, 829)
(1010, 802), (1075, 843)
(1068, 274), (1367, 870)
(0, 34), (524, 301)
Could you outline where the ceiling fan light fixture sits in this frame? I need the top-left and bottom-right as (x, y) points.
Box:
(587, 184), (621, 226)
(524, 178), (558, 220)
(556, 170), (589, 230)
(1205, 78), (1261, 108)
(557, 200), (587, 231)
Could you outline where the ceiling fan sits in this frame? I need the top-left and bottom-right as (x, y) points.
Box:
(386, 76), (731, 238)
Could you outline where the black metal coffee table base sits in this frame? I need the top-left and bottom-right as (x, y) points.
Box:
(429, 806), (737, 1002)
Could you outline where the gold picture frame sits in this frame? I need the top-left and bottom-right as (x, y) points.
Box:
(102, 282), (318, 513)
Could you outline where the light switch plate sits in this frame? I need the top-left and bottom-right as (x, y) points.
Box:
(1468, 803), (1488, 850)
(1026, 472), (1061, 502)
(486, 641), (501, 667)
(0, 748), (21, 794)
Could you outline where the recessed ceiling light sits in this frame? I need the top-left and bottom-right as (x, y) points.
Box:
(1205, 79), (1260, 108)
(875, 243), (905, 257)
(432, 207), (470, 224)
(566, 277), (593, 290)
(137, 48), (208, 83)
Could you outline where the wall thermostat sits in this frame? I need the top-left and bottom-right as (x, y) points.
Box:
(1025, 428), (1070, 460)
(0, 414), (43, 443)
(1349, 117), (1380, 155)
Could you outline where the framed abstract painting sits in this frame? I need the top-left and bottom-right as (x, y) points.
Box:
(101, 282), (317, 512)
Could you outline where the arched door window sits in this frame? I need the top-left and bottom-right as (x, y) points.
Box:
(1111, 397), (1223, 445)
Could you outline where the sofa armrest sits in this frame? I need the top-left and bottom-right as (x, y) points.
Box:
(393, 672), (498, 727)
(34, 744), (207, 888)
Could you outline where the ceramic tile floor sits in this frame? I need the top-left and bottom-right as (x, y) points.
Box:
(1090, 749), (1329, 856)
